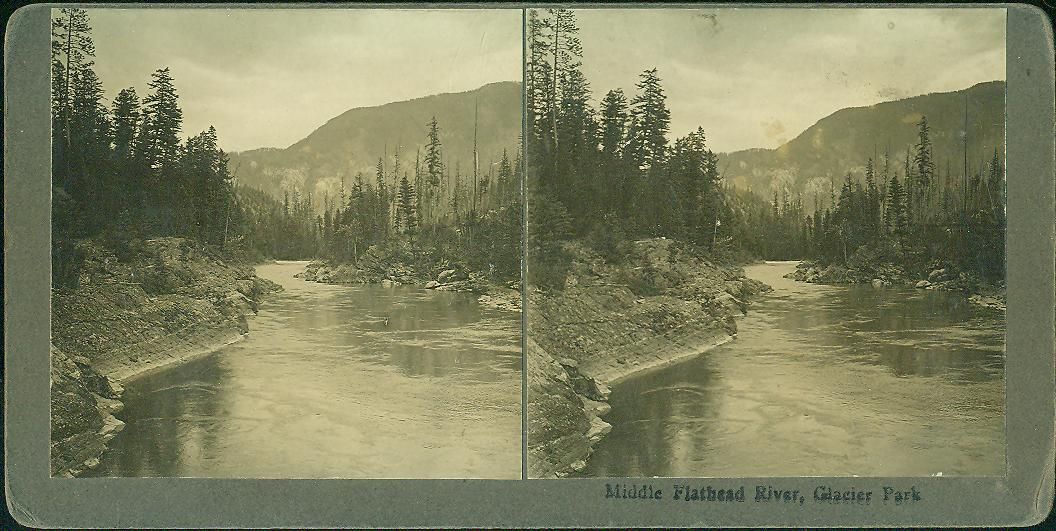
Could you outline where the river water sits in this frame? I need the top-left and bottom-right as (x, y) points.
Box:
(87, 261), (522, 479)
(583, 261), (1005, 477)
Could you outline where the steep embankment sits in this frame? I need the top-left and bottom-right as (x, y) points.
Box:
(50, 238), (281, 477)
(527, 239), (770, 478)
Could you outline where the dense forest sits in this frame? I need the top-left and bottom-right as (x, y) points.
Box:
(51, 8), (522, 287)
(51, 8), (278, 286)
(257, 122), (523, 281)
(524, 8), (1005, 288)
(52, 7), (1004, 291)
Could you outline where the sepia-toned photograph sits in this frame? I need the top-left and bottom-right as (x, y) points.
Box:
(49, 7), (524, 479)
(526, 8), (1007, 478)
(8, 1), (1054, 527)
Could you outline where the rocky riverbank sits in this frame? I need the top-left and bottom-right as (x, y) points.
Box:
(50, 237), (281, 477)
(527, 238), (770, 478)
(786, 260), (1006, 311)
(298, 259), (522, 312)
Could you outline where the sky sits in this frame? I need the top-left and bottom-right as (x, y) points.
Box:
(575, 8), (1005, 153)
(83, 8), (1004, 155)
(86, 8), (522, 152)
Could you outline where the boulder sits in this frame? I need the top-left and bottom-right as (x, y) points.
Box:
(928, 268), (949, 282)
(557, 358), (579, 370)
(583, 398), (612, 417)
(915, 280), (931, 289)
(587, 416), (612, 442)
(425, 280), (440, 289)
(711, 292), (745, 315)
(594, 381), (612, 402)
(437, 269), (458, 283)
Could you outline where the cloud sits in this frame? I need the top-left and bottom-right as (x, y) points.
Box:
(575, 8), (1005, 153)
(86, 9), (522, 152)
(762, 119), (787, 145)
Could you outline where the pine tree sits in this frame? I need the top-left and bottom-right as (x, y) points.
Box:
(864, 157), (880, 241)
(111, 88), (140, 164)
(546, 8), (584, 152)
(627, 68), (670, 171)
(396, 172), (417, 234)
(884, 172), (907, 239)
(142, 68), (183, 171)
(181, 126), (230, 243)
(913, 116), (935, 192)
(987, 149), (1004, 222)
(51, 8), (96, 189)
(141, 67), (184, 233)
(375, 157), (390, 238)
(109, 87), (146, 222)
(424, 116), (443, 228)
(626, 68), (670, 234)
(526, 9), (554, 161)
(600, 89), (628, 158)
(556, 67), (596, 221)
(497, 149), (513, 206)
(911, 116), (934, 228)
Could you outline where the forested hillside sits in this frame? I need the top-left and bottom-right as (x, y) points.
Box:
(228, 81), (522, 202)
(524, 8), (1005, 286)
(268, 113), (523, 283)
(717, 81), (1004, 207)
(51, 8), (277, 284)
(50, 7), (523, 281)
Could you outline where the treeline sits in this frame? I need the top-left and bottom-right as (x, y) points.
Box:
(693, 117), (1005, 281)
(527, 9), (722, 243)
(51, 8), (523, 286)
(525, 9), (735, 286)
(315, 123), (520, 263)
(53, 10), (233, 244)
(798, 118), (1004, 280)
(51, 9), (270, 286)
(241, 117), (523, 279)
(525, 8), (1005, 286)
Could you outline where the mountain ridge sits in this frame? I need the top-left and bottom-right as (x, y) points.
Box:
(717, 80), (1005, 203)
(230, 81), (522, 201)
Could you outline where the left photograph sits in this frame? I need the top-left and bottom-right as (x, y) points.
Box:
(49, 8), (524, 479)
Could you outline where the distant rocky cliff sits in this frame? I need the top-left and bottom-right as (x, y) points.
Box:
(718, 81), (1005, 198)
(229, 81), (522, 201)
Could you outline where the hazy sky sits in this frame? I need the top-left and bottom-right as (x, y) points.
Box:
(576, 8), (1005, 153)
(87, 9), (522, 152)
(85, 8), (1004, 155)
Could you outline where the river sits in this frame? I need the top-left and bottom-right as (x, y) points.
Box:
(86, 261), (522, 479)
(582, 261), (1005, 477)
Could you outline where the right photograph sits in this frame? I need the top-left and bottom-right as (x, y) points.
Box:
(525, 8), (1007, 478)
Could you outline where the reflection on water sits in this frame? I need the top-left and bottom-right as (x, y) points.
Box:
(583, 261), (1005, 478)
(86, 261), (522, 479)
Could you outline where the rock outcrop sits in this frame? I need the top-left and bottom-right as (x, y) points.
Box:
(527, 238), (770, 478)
(300, 253), (520, 310)
(50, 237), (281, 477)
(787, 260), (1006, 310)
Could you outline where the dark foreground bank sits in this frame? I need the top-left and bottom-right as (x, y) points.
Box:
(50, 237), (280, 477)
(527, 238), (770, 478)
